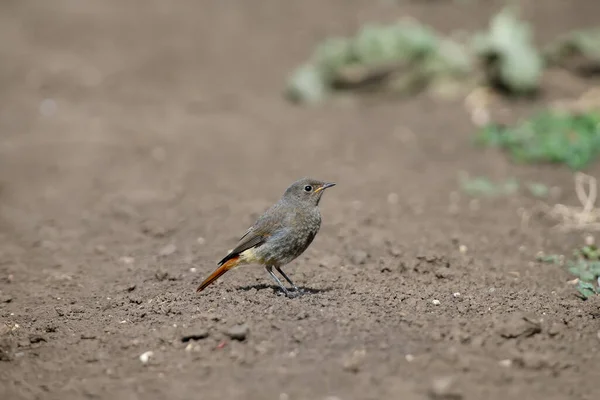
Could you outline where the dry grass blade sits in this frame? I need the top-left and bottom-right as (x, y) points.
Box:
(542, 172), (600, 231)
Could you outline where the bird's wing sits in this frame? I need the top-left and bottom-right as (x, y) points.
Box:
(217, 211), (283, 266)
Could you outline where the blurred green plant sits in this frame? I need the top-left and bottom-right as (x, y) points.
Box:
(476, 110), (600, 170)
(459, 175), (519, 197)
(544, 28), (600, 74)
(536, 245), (600, 299)
(285, 19), (472, 103)
(472, 7), (543, 94)
(459, 174), (550, 198)
(535, 252), (562, 264)
(567, 245), (600, 299)
(286, 6), (558, 104)
(526, 182), (550, 198)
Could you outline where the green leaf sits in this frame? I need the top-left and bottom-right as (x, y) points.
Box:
(473, 6), (543, 93)
(313, 37), (355, 77)
(576, 281), (597, 299)
(476, 110), (600, 170)
(536, 253), (561, 264)
(527, 182), (549, 198)
(285, 64), (329, 104)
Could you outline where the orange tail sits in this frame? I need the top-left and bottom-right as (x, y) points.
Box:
(196, 256), (240, 292)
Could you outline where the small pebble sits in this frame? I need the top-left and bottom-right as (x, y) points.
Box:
(185, 342), (200, 352)
(158, 243), (177, 257)
(498, 359), (512, 368)
(226, 324), (249, 341)
(189, 267), (197, 273)
(350, 250), (368, 265)
(119, 256), (135, 265)
(405, 354), (415, 362)
(432, 299), (441, 305)
(429, 376), (462, 400)
(139, 351), (153, 364)
(459, 245), (467, 254)
(155, 270), (169, 281)
(388, 246), (402, 257)
(452, 292), (461, 298)
(547, 323), (562, 337)
(342, 349), (366, 373)
(585, 235), (595, 246)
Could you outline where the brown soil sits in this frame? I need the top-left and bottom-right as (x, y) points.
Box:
(1, 1), (600, 399)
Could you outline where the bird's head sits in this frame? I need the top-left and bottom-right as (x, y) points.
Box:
(283, 177), (336, 206)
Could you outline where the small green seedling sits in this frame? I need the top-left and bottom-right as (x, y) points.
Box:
(459, 175), (519, 197)
(477, 110), (600, 170)
(567, 245), (600, 299)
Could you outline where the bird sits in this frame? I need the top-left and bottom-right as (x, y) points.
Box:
(196, 177), (336, 297)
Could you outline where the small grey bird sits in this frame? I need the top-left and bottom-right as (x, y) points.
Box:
(196, 177), (336, 297)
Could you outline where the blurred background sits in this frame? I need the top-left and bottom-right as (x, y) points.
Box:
(2, 1), (600, 399)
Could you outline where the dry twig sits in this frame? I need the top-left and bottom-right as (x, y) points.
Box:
(542, 172), (600, 231)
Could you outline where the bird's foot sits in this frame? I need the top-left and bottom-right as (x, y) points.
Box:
(275, 287), (304, 298)
(285, 290), (305, 299)
(291, 285), (304, 292)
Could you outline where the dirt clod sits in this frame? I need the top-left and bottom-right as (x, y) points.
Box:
(81, 334), (97, 340)
(0, 294), (13, 303)
(498, 314), (542, 339)
(225, 324), (249, 341)
(29, 334), (46, 344)
(181, 326), (210, 342)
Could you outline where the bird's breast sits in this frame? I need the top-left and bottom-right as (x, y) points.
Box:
(255, 208), (321, 265)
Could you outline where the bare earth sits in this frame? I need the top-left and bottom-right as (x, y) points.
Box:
(1, 1), (600, 399)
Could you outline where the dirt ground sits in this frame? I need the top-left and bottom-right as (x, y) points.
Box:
(2, 1), (600, 399)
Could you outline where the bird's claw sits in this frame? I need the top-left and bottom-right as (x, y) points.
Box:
(275, 288), (305, 298)
(285, 290), (304, 299)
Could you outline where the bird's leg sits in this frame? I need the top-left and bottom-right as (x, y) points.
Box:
(275, 266), (301, 292)
(265, 265), (291, 297)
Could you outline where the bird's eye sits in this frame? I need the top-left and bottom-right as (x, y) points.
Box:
(304, 185), (313, 192)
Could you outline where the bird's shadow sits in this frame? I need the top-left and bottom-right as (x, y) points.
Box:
(237, 283), (332, 296)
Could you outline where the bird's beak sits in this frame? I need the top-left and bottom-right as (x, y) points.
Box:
(315, 182), (336, 193)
